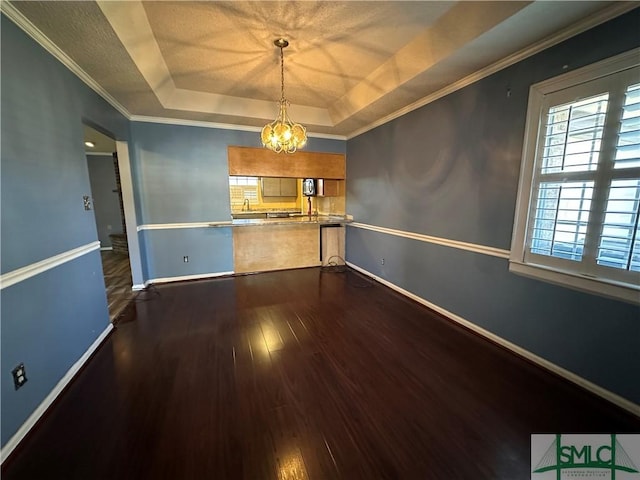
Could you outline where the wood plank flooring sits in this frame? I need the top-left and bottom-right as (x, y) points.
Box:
(2, 267), (638, 479)
(101, 250), (135, 322)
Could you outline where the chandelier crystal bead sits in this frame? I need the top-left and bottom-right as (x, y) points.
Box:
(261, 39), (307, 154)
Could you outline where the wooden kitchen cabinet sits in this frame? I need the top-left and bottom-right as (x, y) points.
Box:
(280, 178), (298, 196)
(228, 146), (346, 179)
(261, 177), (280, 196)
(317, 179), (340, 197)
(261, 177), (298, 197)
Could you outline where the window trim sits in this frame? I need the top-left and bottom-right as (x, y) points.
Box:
(510, 47), (640, 305)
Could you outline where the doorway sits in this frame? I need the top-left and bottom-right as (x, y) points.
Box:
(84, 124), (134, 321)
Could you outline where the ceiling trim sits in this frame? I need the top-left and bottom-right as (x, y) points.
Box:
(130, 115), (346, 140)
(347, 2), (638, 139)
(330, 1), (531, 127)
(0, 1), (132, 120)
(1, 0), (340, 138)
(3, 1), (636, 141)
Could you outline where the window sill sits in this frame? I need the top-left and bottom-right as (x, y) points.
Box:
(509, 260), (639, 305)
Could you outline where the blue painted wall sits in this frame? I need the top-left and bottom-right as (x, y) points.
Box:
(0, 254), (110, 443)
(1, 16), (129, 446)
(0, 14), (345, 447)
(345, 10), (640, 404)
(4, 0), (633, 454)
(129, 121), (345, 281)
(140, 228), (234, 280)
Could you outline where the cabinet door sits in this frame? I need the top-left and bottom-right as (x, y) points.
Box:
(261, 177), (281, 197)
(322, 180), (340, 196)
(318, 179), (340, 197)
(280, 178), (298, 197)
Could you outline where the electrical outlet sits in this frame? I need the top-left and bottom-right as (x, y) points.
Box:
(381, 258), (385, 265)
(183, 256), (189, 263)
(12, 363), (27, 390)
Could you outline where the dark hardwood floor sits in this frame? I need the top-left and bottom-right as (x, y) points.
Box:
(3, 267), (638, 479)
(101, 250), (136, 322)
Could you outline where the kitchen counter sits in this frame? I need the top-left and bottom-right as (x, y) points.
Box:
(229, 215), (348, 273)
(212, 215), (351, 228)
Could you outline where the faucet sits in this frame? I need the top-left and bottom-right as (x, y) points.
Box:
(242, 198), (250, 211)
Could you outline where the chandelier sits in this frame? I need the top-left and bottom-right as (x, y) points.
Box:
(261, 38), (307, 154)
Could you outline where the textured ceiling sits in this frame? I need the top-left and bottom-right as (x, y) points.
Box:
(144, 1), (452, 106)
(3, 1), (634, 138)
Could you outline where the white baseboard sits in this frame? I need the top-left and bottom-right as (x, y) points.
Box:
(346, 262), (640, 417)
(145, 270), (235, 287)
(0, 323), (114, 464)
(132, 271), (235, 291)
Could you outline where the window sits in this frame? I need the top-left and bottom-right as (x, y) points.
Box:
(510, 49), (640, 304)
(229, 176), (258, 207)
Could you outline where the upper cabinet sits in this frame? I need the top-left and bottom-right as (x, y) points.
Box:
(317, 179), (341, 197)
(228, 146), (345, 179)
(280, 178), (298, 196)
(262, 177), (298, 197)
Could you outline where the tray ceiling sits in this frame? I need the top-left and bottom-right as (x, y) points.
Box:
(3, 1), (633, 138)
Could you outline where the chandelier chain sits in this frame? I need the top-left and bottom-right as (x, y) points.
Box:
(280, 46), (285, 103)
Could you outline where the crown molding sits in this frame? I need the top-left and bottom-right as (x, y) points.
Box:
(96, 0), (333, 127)
(1, 1), (132, 120)
(0, 1), (346, 141)
(3, 0), (634, 141)
(130, 115), (262, 132)
(305, 131), (347, 141)
(130, 115), (346, 140)
(347, 2), (639, 139)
